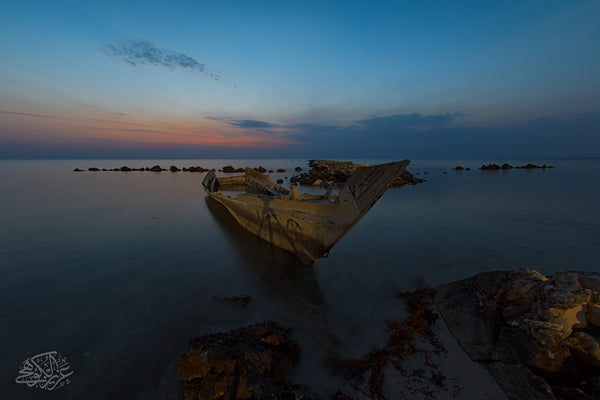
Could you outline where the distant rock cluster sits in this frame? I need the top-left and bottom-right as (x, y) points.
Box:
(452, 163), (555, 171)
(73, 160), (424, 188)
(73, 165), (210, 172)
(436, 269), (600, 400)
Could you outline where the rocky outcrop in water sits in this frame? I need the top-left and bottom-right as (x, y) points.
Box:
(479, 163), (554, 170)
(480, 163), (502, 170)
(516, 163), (554, 169)
(177, 321), (320, 400)
(290, 160), (424, 187)
(435, 269), (600, 400)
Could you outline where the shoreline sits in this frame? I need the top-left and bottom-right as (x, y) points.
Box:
(174, 269), (599, 400)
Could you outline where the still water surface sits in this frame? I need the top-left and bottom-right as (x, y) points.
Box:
(1, 158), (599, 399)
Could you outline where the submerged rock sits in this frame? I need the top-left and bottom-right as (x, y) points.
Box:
(177, 321), (313, 400)
(149, 165), (163, 172)
(435, 269), (600, 399)
(88, 167), (100, 171)
(73, 168), (84, 172)
(170, 165), (181, 172)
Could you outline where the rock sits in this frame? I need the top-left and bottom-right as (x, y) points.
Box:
(255, 166), (267, 173)
(516, 163), (555, 169)
(183, 167), (189, 171)
(289, 160), (424, 187)
(486, 362), (555, 400)
(312, 179), (323, 186)
(222, 165), (235, 173)
(455, 166), (464, 170)
(566, 332), (600, 370)
(276, 179), (284, 184)
(189, 166), (208, 172)
(73, 168), (84, 172)
(88, 167), (100, 171)
(435, 278), (497, 360)
(276, 169), (286, 173)
(435, 269), (600, 399)
(577, 275), (600, 292)
(392, 170), (426, 187)
(480, 163), (501, 170)
(102, 168), (108, 171)
(149, 165), (162, 172)
(587, 303), (600, 327)
(501, 163), (513, 169)
(120, 166), (131, 171)
(519, 163), (540, 169)
(169, 165), (181, 172)
(177, 322), (303, 400)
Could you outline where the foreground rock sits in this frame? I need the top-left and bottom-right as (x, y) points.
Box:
(290, 159), (424, 187)
(435, 269), (600, 399)
(177, 321), (320, 400)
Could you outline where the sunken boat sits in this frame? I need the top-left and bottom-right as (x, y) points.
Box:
(202, 160), (410, 265)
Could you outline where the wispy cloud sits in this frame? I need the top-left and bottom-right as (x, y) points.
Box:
(205, 117), (279, 130)
(356, 112), (465, 131)
(101, 40), (222, 81)
(0, 110), (61, 119)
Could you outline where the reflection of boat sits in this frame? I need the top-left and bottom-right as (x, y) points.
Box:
(202, 160), (410, 265)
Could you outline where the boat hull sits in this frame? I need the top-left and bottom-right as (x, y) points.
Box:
(203, 160), (410, 265)
(208, 193), (353, 265)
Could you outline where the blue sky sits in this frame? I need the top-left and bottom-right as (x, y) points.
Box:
(1, 0), (599, 158)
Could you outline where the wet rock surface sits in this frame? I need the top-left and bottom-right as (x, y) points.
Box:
(435, 269), (600, 399)
(177, 321), (318, 400)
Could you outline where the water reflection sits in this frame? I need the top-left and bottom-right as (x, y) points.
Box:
(204, 197), (339, 345)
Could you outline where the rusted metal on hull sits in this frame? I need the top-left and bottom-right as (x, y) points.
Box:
(202, 160), (410, 265)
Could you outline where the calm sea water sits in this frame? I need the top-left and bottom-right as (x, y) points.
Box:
(1, 158), (599, 399)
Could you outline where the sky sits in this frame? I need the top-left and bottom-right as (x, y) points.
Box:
(1, 0), (599, 159)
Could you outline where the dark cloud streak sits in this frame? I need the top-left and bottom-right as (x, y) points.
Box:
(206, 117), (278, 130)
(101, 40), (222, 81)
(0, 110), (63, 120)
